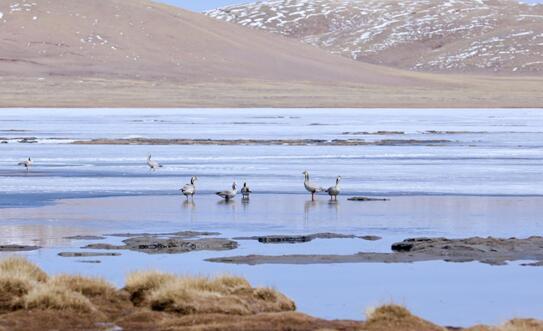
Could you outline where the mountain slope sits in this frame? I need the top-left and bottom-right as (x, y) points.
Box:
(0, 0), (424, 86)
(207, 0), (543, 74)
(0, 0), (541, 107)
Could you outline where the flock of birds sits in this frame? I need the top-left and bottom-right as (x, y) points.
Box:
(17, 155), (342, 201)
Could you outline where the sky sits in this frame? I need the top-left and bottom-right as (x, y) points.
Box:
(162, 0), (542, 12)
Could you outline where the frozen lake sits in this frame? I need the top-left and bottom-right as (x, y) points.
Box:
(1, 108), (543, 327)
(1, 108), (543, 203)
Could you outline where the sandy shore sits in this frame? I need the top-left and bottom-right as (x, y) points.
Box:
(1, 76), (542, 108)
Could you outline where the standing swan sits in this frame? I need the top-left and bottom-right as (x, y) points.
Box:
(241, 182), (252, 199)
(303, 170), (324, 201)
(18, 158), (32, 172)
(216, 182), (237, 201)
(147, 154), (162, 171)
(326, 176), (341, 201)
(180, 176), (198, 200)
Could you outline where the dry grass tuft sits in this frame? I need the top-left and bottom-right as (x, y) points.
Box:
(125, 271), (295, 315)
(365, 304), (444, 331)
(0, 257), (47, 311)
(500, 319), (543, 331)
(49, 274), (116, 298)
(464, 318), (543, 331)
(0, 273), (37, 311)
(18, 283), (95, 312)
(124, 271), (177, 305)
(0, 257), (48, 282)
(366, 304), (414, 321)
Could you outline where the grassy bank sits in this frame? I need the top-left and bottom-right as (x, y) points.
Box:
(0, 257), (541, 330)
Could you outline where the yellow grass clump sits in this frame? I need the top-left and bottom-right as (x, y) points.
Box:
(466, 318), (543, 331)
(49, 274), (116, 298)
(0, 257), (48, 311)
(18, 283), (95, 312)
(124, 270), (177, 305)
(0, 257), (48, 282)
(365, 304), (445, 331)
(125, 271), (295, 315)
(500, 319), (543, 331)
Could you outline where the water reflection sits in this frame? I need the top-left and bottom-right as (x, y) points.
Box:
(217, 199), (235, 205)
(182, 200), (196, 209)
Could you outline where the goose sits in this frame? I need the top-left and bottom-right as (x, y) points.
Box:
(241, 182), (252, 199)
(180, 176), (198, 200)
(18, 158), (32, 172)
(326, 176), (341, 201)
(216, 182), (237, 201)
(147, 154), (162, 171)
(303, 170), (324, 201)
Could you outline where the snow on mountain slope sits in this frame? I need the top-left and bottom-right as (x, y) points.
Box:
(207, 0), (543, 74)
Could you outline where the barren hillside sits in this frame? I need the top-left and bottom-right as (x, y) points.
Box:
(0, 0), (541, 107)
(207, 0), (543, 74)
(0, 0), (422, 85)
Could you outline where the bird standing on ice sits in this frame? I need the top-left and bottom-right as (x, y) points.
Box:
(241, 182), (252, 199)
(18, 158), (32, 172)
(146, 154), (162, 171)
(180, 176), (198, 200)
(303, 170), (324, 201)
(326, 176), (341, 201)
(216, 182), (237, 201)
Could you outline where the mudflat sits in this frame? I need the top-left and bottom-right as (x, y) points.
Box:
(207, 236), (543, 266)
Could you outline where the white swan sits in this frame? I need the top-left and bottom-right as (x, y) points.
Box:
(147, 154), (162, 171)
(216, 182), (237, 200)
(18, 158), (32, 172)
(326, 176), (341, 200)
(241, 182), (252, 199)
(303, 170), (324, 201)
(180, 176), (198, 200)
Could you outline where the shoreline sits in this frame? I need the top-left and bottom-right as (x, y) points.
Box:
(2, 257), (541, 331)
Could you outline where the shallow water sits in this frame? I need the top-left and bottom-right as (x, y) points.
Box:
(1, 109), (543, 326)
(2, 194), (543, 326)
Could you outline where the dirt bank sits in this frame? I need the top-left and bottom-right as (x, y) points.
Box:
(0, 257), (540, 331)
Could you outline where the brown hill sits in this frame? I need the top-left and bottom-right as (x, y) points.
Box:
(0, 0), (541, 107)
(0, 0), (422, 85)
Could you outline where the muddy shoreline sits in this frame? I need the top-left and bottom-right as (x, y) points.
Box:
(81, 231), (238, 255)
(207, 236), (543, 266)
(3, 257), (540, 331)
(233, 232), (380, 244)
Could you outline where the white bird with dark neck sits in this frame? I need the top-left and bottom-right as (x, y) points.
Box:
(216, 182), (237, 201)
(326, 176), (341, 201)
(303, 170), (324, 201)
(180, 176), (198, 200)
(146, 154), (162, 171)
(241, 182), (252, 199)
(18, 158), (32, 172)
